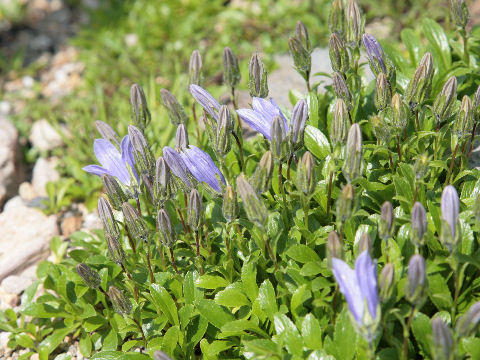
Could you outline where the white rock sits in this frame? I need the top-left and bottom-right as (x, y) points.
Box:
(0, 196), (58, 281)
(32, 157), (60, 197)
(0, 101), (11, 116)
(83, 212), (102, 230)
(21, 75), (34, 89)
(29, 119), (64, 152)
(18, 182), (37, 201)
(1, 265), (38, 295)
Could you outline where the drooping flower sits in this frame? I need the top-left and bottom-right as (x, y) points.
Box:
(332, 250), (379, 338)
(180, 145), (225, 192)
(189, 84), (221, 121)
(162, 146), (192, 188)
(236, 97), (288, 139)
(362, 33), (386, 75)
(83, 136), (137, 186)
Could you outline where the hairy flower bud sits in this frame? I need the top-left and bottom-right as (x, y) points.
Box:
(76, 263), (101, 289)
(289, 36), (311, 82)
(450, 0), (470, 30)
(270, 115), (288, 163)
(454, 95), (473, 139)
(370, 114), (391, 144)
(106, 232), (125, 265)
(455, 301), (480, 338)
(98, 196), (119, 239)
(363, 34), (395, 85)
(154, 156), (175, 206)
(108, 286), (132, 315)
(411, 202), (427, 248)
(379, 263), (394, 302)
(95, 120), (120, 147)
(413, 153), (429, 180)
(432, 76), (457, 125)
(289, 99), (308, 150)
(379, 201), (394, 240)
(432, 318), (453, 360)
(357, 232), (372, 255)
(390, 93), (408, 131)
(296, 21), (311, 52)
(331, 98), (348, 147)
(122, 202), (150, 243)
(342, 123), (363, 182)
(329, 33), (350, 75)
(154, 351), (173, 360)
(374, 73), (391, 110)
(337, 183), (355, 222)
(222, 185), (238, 222)
(236, 175), (267, 227)
(249, 150), (274, 194)
(101, 174), (129, 211)
(248, 53), (268, 98)
(296, 151), (315, 196)
(188, 189), (203, 231)
(160, 89), (189, 126)
(474, 85), (480, 121)
(189, 50), (203, 86)
(329, 0), (345, 36)
(406, 254), (428, 307)
(346, 0), (364, 47)
(223, 47), (241, 89)
(130, 83), (151, 130)
(333, 72), (352, 110)
(128, 125), (155, 179)
(157, 208), (176, 248)
(440, 185), (460, 251)
(175, 124), (189, 152)
(327, 231), (343, 266)
(215, 105), (233, 157)
(406, 53), (434, 111)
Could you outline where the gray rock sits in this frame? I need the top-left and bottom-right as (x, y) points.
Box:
(32, 157), (60, 197)
(1, 265), (38, 295)
(29, 119), (64, 152)
(0, 118), (25, 207)
(0, 196), (58, 282)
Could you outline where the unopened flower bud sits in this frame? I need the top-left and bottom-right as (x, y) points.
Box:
(405, 254), (428, 307)
(374, 73), (391, 110)
(342, 123), (363, 182)
(327, 231), (343, 263)
(250, 150), (273, 194)
(455, 301), (480, 338)
(154, 156), (175, 206)
(157, 208), (176, 248)
(122, 202), (150, 243)
(432, 318), (453, 360)
(248, 53), (268, 98)
(346, 0), (364, 47)
(270, 115), (288, 163)
(98, 197), (119, 239)
(331, 98), (348, 147)
(450, 0), (470, 30)
(454, 95), (473, 138)
(379, 201), (394, 240)
(141, 173), (154, 204)
(95, 120), (120, 147)
(370, 114), (391, 144)
(108, 286), (132, 315)
(329, 0), (345, 35)
(390, 93), (408, 132)
(357, 232), (372, 255)
(289, 36), (311, 82)
(379, 263), (394, 302)
(101, 174), (129, 211)
(154, 351), (173, 360)
(222, 185), (238, 222)
(289, 99), (308, 150)
(296, 21), (311, 52)
(413, 153), (429, 180)
(432, 76), (457, 124)
(175, 124), (189, 152)
(223, 47), (241, 89)
(406, 54), (433, 111)
(236, 175), (267, 227)
(215, 105), (233, 157)
(296, 151), (315, 196)
(189, 50), (203, 86)
(333, 72), (352, 110)
(188, 189), (203, 231)
(106, 232), (125, 265)
(411, 202), (427, 248)
(76, 263), (101, 289)
(363, 34), (387, 76)
(329, 33), (350, 75)
(130, 83), (151, 130)
(128, 125), (155, 179)
(160, 89), (189, 126)
(336, 183), (355, 222)
(440, 185), (460, 252)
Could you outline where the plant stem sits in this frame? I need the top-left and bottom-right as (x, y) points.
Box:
(445, 142), (460, 185)
(192, 102), (200, 144)
(124, 225), (137, 254)
(145, 246), (155, 283)
(121, 263), (139, 301)
(232, 131), (245, 171)
(413, 184), (418, 205)
(177, 209), (188, 234)
(306, 70), (311, 93)
(169, 248), (179, 274)
(327, 170), (334, 218)
(136, 197), (142, 215)
(302, 195), (309, 238)
(452, 267), (460, 321)
(133, 318), (147, 351)
(278, 163), (290, 228)
(264, 234), (277, 269)
(467, 123), (477, 160)
(403, 306), (416, 360)
(415, 110), (420, 131)
(195, 230), (200, 256)
(396, 135), (402, 162)
(463, 32), (469, 65)
(388, 152), (394, 173)
(287, 154), (293, 181)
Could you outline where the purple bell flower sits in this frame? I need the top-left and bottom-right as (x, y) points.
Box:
(441, 185), (460, 247)
(362, 33), (387, 75)
(83, 136), (137, 186)
(163, 146), (192, 188)
(236, 97), (288, 140)
(332, 250), (379, 326)
(180, 145), (225, 192)
(189, 84), (221, 121)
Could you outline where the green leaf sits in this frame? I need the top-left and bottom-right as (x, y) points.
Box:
(150, 284), (179, 326)
(16, 333), (35, 348)
(39, 325), (78, 356)
(401, 28), (423, 65)
(304, 125), (331, 160)
(243, 339), (281, 357)
(186, 315), (208, 347)
(257, 280), (277, 321)
(324, 309), (357, 360)
(184, 271), (202, 305)
(428, 274), (453, 311)
(286, 244), (320, 263)
(461, 337), (480, 359)
(195, 299), (235, 329)
(291, 284), (311, 317)
(241, 261), (258, 302)
(273, 313), (303, 356)
(221, 319), (269, 338)
(195, 274), (229, 289)
(161, 325), (179, 356)
(422, 18), (451, 70)
(102, 329), (118, 351)
(215, 283), (250, 308)
(79, 330), (92, 357)
(301, 313), (323, 350)
(411, 312), (432, 358)
(309, 92), (320, 128)
(90, 351), (124, 360)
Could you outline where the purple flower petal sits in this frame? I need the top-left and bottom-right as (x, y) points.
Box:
(237, 109), (272, 139)
(163, 146), (192, 188)
(441, 185), (459, 239)
(94, 139), (131, 185)
(83, 164), (109, 177)
(121, 135), (138, 182)
(180, 145), (225, 192)
(355, 251), (378, 320)
(363, 33), (386, 74)
(189, 84), (221, 121)
(332, 257), (363, 323)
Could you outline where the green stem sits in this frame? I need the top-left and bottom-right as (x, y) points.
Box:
(287, 154), (293, 181)
(403, 306), (416, 360)
(302, 195), (309, 239)
(192, 102), (200, 144)
(278, 163), (290, 228)
(133, 318), (147, 351)
(326, 170), (334, 218)
(145, 245), (155, 283)
(232, 131), (245, 171)
(396, 135), (402, 162)
(445, 142), (460, 186)
(467, 122), (477, 160)
(463, 32), (469, 66)
(264, 233), (278, 269)
(169, 248), (179, 274)
(452, 267), (460, 321)
(121, 263), (139, 301)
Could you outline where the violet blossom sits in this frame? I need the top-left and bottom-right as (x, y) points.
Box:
(180, 145), (225, 192)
